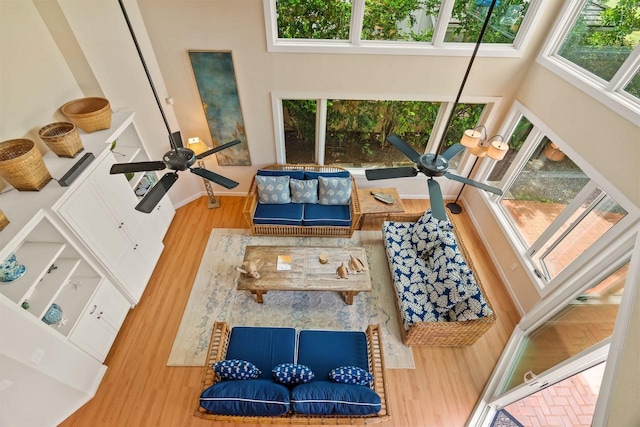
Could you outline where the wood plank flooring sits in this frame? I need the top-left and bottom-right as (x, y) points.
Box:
(60, 196), (520, 427)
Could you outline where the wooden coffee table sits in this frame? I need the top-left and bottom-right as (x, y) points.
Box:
(236, 245), (371, 305)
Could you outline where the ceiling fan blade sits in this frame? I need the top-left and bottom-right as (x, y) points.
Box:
(135, 172), (178, 213)
(190, 167), (239, 189)
(365, 167), (418, 181)
(110, 161), (166, 174)
(427, 178), (447, 221)
(196, 139), (242, 160)
(170, 131), (183, 149)
(441, 143), (466, 161)
(386, 134), (422, 163)
(444, 172), (504, 196)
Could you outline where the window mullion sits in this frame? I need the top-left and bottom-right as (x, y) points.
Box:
(608, 45), (640, 92)
(432, 0), (454, 48)
(316, 99), (327, 165)
(350, 0), (365, 46)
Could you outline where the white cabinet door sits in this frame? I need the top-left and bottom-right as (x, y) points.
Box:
(147, 195), (176, 240)
(113, 242), (151, 302)
(70, 279), (130, 362)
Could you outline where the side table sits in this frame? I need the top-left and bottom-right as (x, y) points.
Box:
(357, 187), (405, 228)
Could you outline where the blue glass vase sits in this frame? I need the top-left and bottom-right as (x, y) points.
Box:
(0, 253), (27, 283)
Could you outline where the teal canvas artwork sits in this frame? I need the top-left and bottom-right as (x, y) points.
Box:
(188, 51), (251, 166)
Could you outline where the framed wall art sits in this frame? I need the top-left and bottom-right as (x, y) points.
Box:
(188, 51), (251, 166)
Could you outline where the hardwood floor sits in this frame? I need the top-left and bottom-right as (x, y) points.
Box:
(61, 196), (520, 427)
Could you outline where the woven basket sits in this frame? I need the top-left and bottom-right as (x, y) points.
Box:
(61, 97), (111, 133)
(0, 139), (51, 191)
(0, 210), (8, 231)
(38, 122), (84, 158)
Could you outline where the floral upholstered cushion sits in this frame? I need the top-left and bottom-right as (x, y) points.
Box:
(318, 176), (351, 205)
(410, 210), (453, 258)
(213, 359), (262, 380)
(256, 175), (291, 204)
(290, 178), (318, 204)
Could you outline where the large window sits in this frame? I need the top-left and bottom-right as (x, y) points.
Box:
(540, 0), (640, 124)
(484, 106), (630, 289)
(277, 97), (489, 168)
(266, 0), (541, 54)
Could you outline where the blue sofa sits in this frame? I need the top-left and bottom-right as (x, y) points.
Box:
(382, 211), (496, 346)
(196, 322), (390, 423)
(242, 165), (362, 237)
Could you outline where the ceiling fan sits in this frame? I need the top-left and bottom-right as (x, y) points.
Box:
(365, 134), (503, 222)
(110, 133), (240, 213)
(115, 0), (239, 214)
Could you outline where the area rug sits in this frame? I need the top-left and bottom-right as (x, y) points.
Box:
(167, 228), (414, 369)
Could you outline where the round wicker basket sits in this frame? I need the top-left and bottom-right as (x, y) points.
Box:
(0, 139), (52, 191)
(61, 97), (112, 133)
(38, 122), (84, 158)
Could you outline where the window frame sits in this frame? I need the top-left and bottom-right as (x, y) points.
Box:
(476, 101), (640, 297)
(538, 0), (640, 126)
(264, 0), (545, 57)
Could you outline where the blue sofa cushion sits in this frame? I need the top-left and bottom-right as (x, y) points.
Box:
(256, 175), (291, 204)
(303, 204), (351, 227)
(318, 176), (351, 205)
(258, 169), (305, 180)
(213, 359), (261, 380)
(226, 326), (297, 380)
(329, 366), (374, 386)
(297, 330), (369, 380)
(290, 178), (318, 204)
(272, 363), (315, 385)
(253, 203), (304, 226)
(200, 379), (291, 416)
(291, 381), (381, 416)
(304, 171), (350, 179)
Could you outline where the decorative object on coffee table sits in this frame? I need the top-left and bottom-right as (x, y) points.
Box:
(348, 254), (367, 273)
(319, 253), (329, 264)
(336, 262), (349, 279)
(236, 259), (264, 279)
(0, 139), (51, 191)
(0, 252), (26, 283)
(38, 122), (84, 158)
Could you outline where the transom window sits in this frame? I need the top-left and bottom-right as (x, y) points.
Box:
(540, 0), (640, 124)
(265, 0), (540, 54)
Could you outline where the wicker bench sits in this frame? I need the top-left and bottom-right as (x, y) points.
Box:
(242, 164), (362, 237)
(383, 212), (496, 346)
(195, 322), (390, 424)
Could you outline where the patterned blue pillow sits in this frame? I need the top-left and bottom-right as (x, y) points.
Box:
(290, 178), (318, 204)
(411, 210), (453, 258)
(213, 359), (261, 380)
(329, 366), (373, 386)
(256, 175), (291, 204)
(272, 363), (315, 385)
(318, 176), (351, 205)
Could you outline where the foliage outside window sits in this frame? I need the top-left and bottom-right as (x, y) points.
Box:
(488, 114), (533, 184)
(271, 0), (536, 51)
(283, 100), (316, 163)
(445, 0), (532, 44)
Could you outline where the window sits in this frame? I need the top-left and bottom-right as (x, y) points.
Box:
(540, 0), (640, 124)
(277, 97), (489, 169)
(484, 106), (631, 289)
(266, 0), (541, 54)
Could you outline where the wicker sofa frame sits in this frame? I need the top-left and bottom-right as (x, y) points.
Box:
(242, 164), (362, 237)
(384, 212), (497, 346)
(195, 322), (390, 424)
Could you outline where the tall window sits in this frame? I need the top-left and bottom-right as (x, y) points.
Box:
(267, 0), (540, 54)
(283, 100), (316, 163)
(540, 0), (640, 123)
(485, 107), (629, 287)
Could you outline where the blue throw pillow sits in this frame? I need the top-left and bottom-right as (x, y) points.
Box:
(213, 359), (261, 380)
(411, 210), (453, 258)
(289, 178), (318, 204)
(272, 363), (315, 385)
(292, 381), (381, 416)
(318, 176), (351, 205)
(256, 175), (291, 204)
(200, 379), (290, 416)
(329, 366), (373, 386)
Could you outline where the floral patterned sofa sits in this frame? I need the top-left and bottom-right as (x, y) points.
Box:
(382, 211), (496, 346)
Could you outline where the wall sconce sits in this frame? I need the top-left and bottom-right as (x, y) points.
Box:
(189, 137), (221, 209)
(446, 128), (509, 214)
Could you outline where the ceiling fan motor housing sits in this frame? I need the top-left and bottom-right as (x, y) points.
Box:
(418, 153), (449, 177)
(163, 147), (196, 171)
